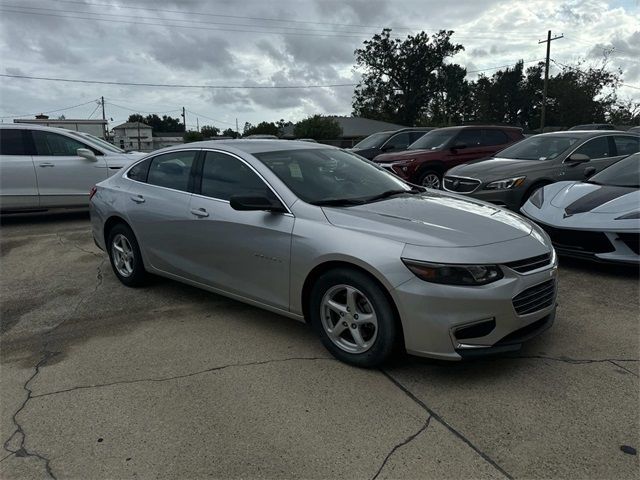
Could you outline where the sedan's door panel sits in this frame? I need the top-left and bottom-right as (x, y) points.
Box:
(0, 128), (39, 210)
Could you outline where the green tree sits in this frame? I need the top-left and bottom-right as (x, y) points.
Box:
(427, 64), (472, 126)
(222, 128), (239, 138)
(183, 130), (204, 143)
(608, 99), (640, 125)
(200, 125), (220, 137)
(127, 114), (184, 132)
(293, 115), (342, 140)
(352, 29), (464, 125)
(243, 121), (279, 137)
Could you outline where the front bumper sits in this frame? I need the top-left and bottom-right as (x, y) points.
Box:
(393, 261), (558, 361)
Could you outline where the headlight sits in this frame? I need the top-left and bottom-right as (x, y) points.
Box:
(529, 187), (544, 208)
(402, 259), (503, 286)
(615, 211), (640, 220)
(484, 176), (526, 190)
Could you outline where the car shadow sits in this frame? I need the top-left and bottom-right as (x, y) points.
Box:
(0, 210), (90, 226)
(558, 256), (639, 279)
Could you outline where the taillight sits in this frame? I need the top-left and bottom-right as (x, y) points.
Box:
(89, 186), (97, 201)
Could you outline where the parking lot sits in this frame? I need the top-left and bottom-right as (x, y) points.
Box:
(0, 212), (638, 479)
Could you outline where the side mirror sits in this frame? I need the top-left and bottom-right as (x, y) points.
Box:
(230, 194), (286, 213)
(566, 153), (590, 165)
(584, 167), (597, 178)
(77, 148), (98, 162)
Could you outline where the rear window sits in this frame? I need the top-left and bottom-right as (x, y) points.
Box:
(482, 129), (509, 146)
(127, 158), (151, 183)
(0, 129), (33, 155)
(146, 151), (196, 192)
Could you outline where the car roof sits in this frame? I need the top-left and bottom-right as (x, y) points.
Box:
(538, 130), (638, 137)
(432, 125), (523, 132)
(161, 139), (331, 154)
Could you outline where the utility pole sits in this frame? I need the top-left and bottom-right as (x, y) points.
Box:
(137, 121), (141, 151)
(236, 118), (239, 138)
(538, 30), (563, 132)
(181, 107), (186, 131)
(101, 96), (107, 139)
(196, 117), (199, 132)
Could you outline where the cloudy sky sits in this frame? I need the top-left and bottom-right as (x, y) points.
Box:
(0, 0), (638, 131)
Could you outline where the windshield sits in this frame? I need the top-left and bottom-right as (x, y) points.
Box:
(353, 132), (392, 150)
(254, 148), (415, 205)
(590, 153), (639, 188)
(496, 135), (580, 160)
(69, 131), (125, 153)
(408, 130), (455, 150)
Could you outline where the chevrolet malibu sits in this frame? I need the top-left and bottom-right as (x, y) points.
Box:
(90, 140), (558, 367)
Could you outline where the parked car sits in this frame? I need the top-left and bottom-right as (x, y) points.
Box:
(350, 127), (434, 160)
(628, 126), (640, 134)
(244, 134), (278, 139)
(521, 152), (639, 264)
(373, 126), (524, 188)
(444, 131), (639, 210)
(568, 123), (616, 131)
(91, 140), (557, 367)
(0, 124), (144, 212)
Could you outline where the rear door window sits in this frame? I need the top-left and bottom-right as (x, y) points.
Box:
(0, 129), (34, 155)
(482, 129), (509, 146)
(612, 136), (639, 156)
(573, 136), (613, 159)
(454, 129), (482, 147)
(147, 151), (197, 192)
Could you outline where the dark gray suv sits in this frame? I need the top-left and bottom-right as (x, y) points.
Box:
(350, 127), (434, 160)
(444, 131), (639, 210)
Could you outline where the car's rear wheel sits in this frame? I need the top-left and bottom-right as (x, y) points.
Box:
(309, 268), (398, 367)
(107, 223), (147, 287)
(418, 170), (442, 189)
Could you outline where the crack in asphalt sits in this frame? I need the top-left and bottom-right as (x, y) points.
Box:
(609, 360), (639, 377)
(381, 370), (513, 480)
(55, 232), (102, 258)
(2, 238), (106, 479)
(371, 415), (432, 480)
(31, 357), (335, 399)
(2, 350), (59, 479)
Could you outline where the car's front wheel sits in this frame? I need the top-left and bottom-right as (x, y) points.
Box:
(418, 170), (442, 189)
(309, 268), (398, 367)
(107, 223), (147, 287)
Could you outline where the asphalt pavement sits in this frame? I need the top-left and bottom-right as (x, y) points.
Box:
(0, 212), (638, 479)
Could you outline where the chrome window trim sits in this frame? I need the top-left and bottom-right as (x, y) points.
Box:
(561, 133), (637, 164)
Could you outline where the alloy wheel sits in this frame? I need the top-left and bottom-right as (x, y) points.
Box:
(421, 173), (441, 189)
(111, 233), (135, 277)
(320, 284), (378, 354)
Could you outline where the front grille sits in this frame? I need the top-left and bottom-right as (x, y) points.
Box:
(512, 279), (556, 316)
(505, 253), (552, 273)
(443, 176), (481, 193)
(540, 225), (614, 254)
(617, 232), (640, 255)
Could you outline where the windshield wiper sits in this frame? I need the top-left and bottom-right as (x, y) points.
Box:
(364, 187), (424, 203)
(311, 198), (367, 206)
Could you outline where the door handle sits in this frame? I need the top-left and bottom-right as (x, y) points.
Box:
(130, 195), (145, 204)
(190, 207), (209, 218)
(39, 163), (55, 168)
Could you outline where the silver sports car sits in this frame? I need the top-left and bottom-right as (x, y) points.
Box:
(90, 140), (558, 366)
(522, 152), (639, 264)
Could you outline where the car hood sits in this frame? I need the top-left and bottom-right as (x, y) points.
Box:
(373, 149), (433, 163)
(322, 191), (533, 247)
(448, 157), (546, 179)
(550, 182), (639, 214)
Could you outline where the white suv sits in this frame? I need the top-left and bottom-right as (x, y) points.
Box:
(0, 124), (145, 212)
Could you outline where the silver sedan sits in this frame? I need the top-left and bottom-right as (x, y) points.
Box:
(90, 140), (558, 367)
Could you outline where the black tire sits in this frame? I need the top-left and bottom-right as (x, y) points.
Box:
(417, 169), (442, 189)
(106, 223), (147, 287)
(309, 268), (398, 368)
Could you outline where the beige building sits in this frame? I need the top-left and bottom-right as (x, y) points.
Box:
(112, 122), (153, 152)
(14, 116), (108, 139)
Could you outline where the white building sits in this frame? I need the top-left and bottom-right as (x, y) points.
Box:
(14, 117), (108, 139)
(112, 122), (153, 152)
(153, 132), (184, 150)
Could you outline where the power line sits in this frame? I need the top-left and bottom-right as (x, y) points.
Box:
(466, 58), (545, 74)
(46, 0), (544, 34)
(0, 98), (98, 119)
(0, 73), (358, 89)
(86, 102), (101, 119)
(185, 110), (236, 127)
(105, 101), (182, 114)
